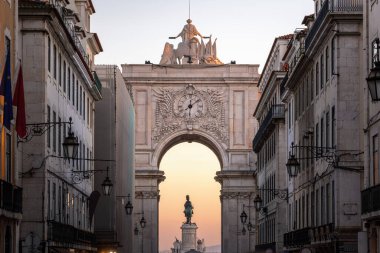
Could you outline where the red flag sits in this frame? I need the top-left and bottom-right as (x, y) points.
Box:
(13, 65), (26, 138)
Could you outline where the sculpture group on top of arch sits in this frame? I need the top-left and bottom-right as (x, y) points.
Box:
(159, 19), (223, 65)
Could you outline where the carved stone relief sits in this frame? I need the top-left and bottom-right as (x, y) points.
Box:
(153, 84), (228, 144)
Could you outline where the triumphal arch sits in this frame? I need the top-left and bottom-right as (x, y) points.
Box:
(122, 19), (260, 253)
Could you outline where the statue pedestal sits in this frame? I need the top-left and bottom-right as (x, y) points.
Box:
(181, 223), (198, 253)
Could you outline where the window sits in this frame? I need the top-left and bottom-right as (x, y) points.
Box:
(326, 183), (330, 223)
(311, 191), (315, 226)
(76, 81), (79, 111)
(48, 180), (51, 219)
(58, 117), (62, 156)
(53, 182), (56, 220)
(321, 117), (324, 148)
(59, 53), (62, 86)
(302, 195), (305, 228)
(54, 45), (57, 79)
(310, 69), (314, 101)
(48, 36), (51, 72)
(320, 54), (324, 89)
(80, 86), (82, 115)
(63, 61), (66, 92)
(316, 63), (320, 95)
(316, 123), (319, 147)
(331, 38), (336, 75)
(332, 106), (336, 147)
(326, 111), (330, 147)
(47, 106), (51, 148)
(58, 186), (62, 222)
(68, 67), (71, 100)
(321, 186), (325, 224)
(373, 135), (379, 185)
(306, 193), (309, 227)
(332, 180), (335, 223)
(72, 74), (75, 106)
(83, 92), (86, 120)
(87, 97), (90, 125)
(5, 134), (12, 182)
(53, 111), (57, 153)
(326, 46), (329, 81)
(373, 38), (379, 68)
(316, 189), (320, 226)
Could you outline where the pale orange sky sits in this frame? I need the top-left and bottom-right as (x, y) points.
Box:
(159, 143), (221, 251)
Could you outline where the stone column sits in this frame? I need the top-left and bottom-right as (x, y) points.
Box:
(181, 223), (198, 252)
(134, 170), (165, 253)
(216, 171), (257, 253)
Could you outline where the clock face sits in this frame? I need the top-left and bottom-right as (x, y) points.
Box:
(177, 94), (204, 118)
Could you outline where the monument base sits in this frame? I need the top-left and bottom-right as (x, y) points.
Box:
(181, 223), (198, 253)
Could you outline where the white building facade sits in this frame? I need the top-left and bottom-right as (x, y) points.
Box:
(360, 0), (380, 252)
(18, 0), (102, 252)
(281, 0), (364, 252)
(252, 35), (291, 253)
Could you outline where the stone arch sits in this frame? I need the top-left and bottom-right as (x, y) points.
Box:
(152, 129), (228, 170)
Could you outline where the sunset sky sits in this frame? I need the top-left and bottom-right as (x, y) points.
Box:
(91, 0), (314, 251)
(159, 143), (221, 251)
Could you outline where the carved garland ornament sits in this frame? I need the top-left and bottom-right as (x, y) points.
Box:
(153, 84), (228, 144)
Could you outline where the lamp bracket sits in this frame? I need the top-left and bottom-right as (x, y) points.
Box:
(290, 143), (337, 165)
(18, 120), (73, 144)
(257, 188), (289, 201)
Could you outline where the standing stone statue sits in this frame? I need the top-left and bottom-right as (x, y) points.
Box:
(184, 195), (194, 224)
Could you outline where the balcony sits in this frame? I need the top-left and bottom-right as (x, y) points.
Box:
(92, 71), (102, 94)
(284, 227), (311, 248)
(362, 184), (380, 214)
(305, 0), (363, 50)
(255, 242), (276, 252)
(48, 221), (96, 246)
(0, 179), (23, 213)
(95, 231), (119, 248)
(252, 104), (285, 153)
(310, 223), (335, 242)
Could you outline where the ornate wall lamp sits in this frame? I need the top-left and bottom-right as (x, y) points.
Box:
(367, 38), (380, 101)
(286, 142), (363, 178)
(240, 204), (256, 235)
(116, 194), (134, 215)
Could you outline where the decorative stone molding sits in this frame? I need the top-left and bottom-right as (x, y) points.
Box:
(135, 191), (160, 199)
(153, 84), (228, 145)
(219, 191), (255, 200)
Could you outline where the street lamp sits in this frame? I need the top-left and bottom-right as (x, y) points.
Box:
(367, 38), (380, 101)
(286, 153), (300, 178)
(253, 194), (263, 211)
(125, 194), (133, 215)
(62, 118), (79, 160)
(140, 214), (146, 229)
(101, 167), (113, 196)
(240, 210), (248, 224)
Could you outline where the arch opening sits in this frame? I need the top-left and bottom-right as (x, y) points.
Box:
(158, 142), (221, 252)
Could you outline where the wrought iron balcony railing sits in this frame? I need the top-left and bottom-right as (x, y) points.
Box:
(252, 104), (285, 153)
(255, 242), (276, 251)
(362, 184), (380, 214)
(284, 227), (311, 247)
(92, 71), (102, 94)
(48, 221), (96, 246)
(305, 0), (363, 50)
(0, 179), (23, 213)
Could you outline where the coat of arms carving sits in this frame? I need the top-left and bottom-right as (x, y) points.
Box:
(153, 84), (228, 144)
